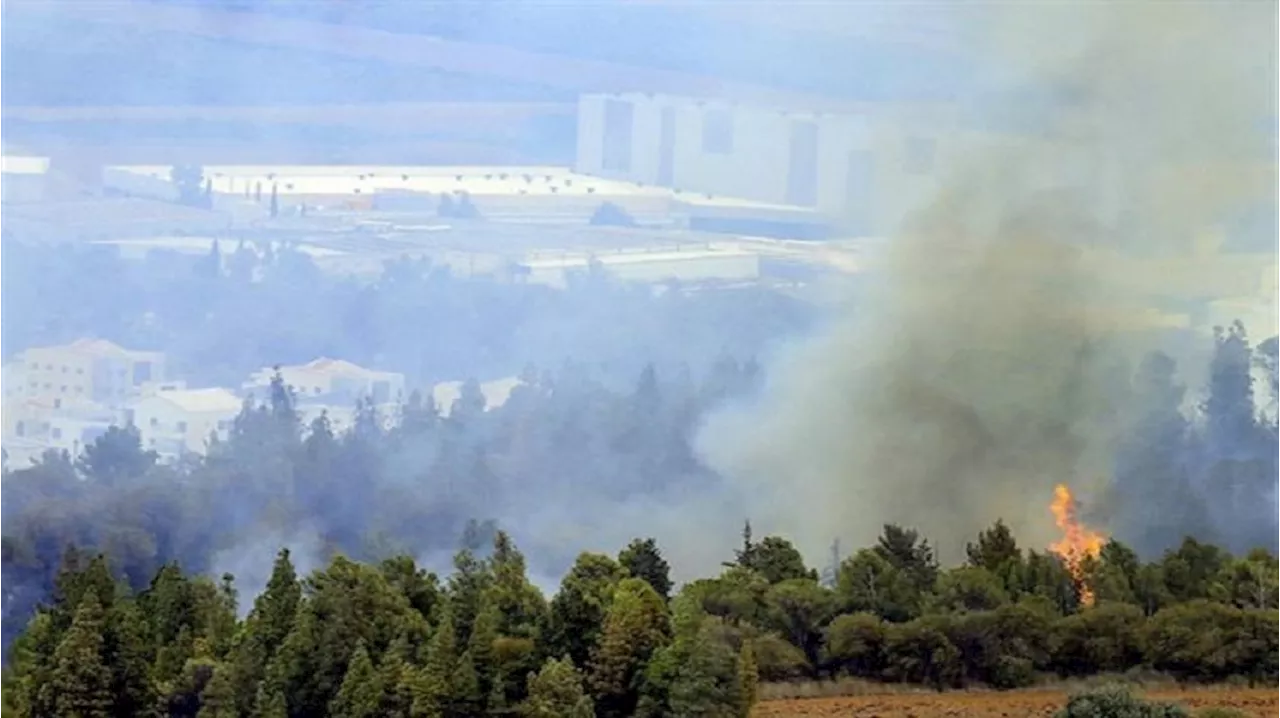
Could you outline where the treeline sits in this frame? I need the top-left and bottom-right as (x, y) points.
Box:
(1, 360), (758, 653)
(2, 535), (730, 718)
(4, 520), (1277, 718)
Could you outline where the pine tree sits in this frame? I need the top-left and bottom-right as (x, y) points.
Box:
(547, 553), (627, 667)
(405, 666), (445, 718)
(230, 548), (301, 716)
(619, 538), (673, 600)
(467, 597), (499, 708)
(105, 598), (157, 718)
(52, 550), (117, 629)
(256, 681), (288, 718)
(47, 595), (113, 718)
(588, 578), (671, 718)
(487, 531), (547, 639)
(412, 604), (457, 717)
(142, 563), (194, 647)
(329, 642), (384, 718)
(426, 605), (459, 682)
(378, 637), (415, 718)
(258, 548), (302, 649)
(451, 649), (484, 717)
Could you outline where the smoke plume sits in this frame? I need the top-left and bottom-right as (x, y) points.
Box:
(696, 1), (1277, 563)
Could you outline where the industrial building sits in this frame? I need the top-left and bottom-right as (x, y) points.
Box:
(575, 93), (967, 236)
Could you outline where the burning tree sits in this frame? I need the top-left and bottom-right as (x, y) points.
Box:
(1049, 484), (1107, 607)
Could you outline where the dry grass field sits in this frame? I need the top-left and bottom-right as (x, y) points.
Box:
(755, 687), (1278, 717)
(755, 683), (1278, 718)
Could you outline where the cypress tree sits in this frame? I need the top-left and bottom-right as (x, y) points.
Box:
(737, 640), (759, 718)
(467, 597), (499, 706)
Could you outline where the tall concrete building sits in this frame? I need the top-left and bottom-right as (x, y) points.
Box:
(575, 93), (966, 236)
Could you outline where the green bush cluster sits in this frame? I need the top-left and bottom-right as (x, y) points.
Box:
(1055, 686), (1189, 718)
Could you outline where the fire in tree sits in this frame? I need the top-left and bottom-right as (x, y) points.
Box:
(1049, 483), (1106, 607)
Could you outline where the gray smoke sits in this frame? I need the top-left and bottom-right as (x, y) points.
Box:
(696, 1), (1277, 564)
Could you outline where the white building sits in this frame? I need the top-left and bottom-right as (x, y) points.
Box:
(47, 412), (116, 459)
(244, 358), (406, 407)
(575, 93), (995, 236)
(5, 338), (167, 407)
(3, 362), (26, 401)
(127, 387), (243, 458)
(1, 395), (118, 466)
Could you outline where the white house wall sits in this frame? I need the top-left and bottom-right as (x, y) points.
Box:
(131, 397), (236, 458)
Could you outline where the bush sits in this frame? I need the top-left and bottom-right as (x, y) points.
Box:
(752, 633), (810, 682)
(1055, 686), (1189, 718)
(1055, 602), (1146, 676)
(881, 616), (962, 689)
(822, 612), (885, 678)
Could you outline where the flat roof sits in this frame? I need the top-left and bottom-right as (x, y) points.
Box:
(142, 387), (243, 414)
(110, 163), (817, 213)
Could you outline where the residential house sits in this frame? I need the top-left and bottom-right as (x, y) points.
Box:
(1, 394), (118, 466)
(244, 358), (405, 408)
(6, 338), (166, 407)
(127, 387), (243, 459)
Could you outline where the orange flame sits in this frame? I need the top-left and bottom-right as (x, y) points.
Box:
(1048, 484), (1106, 607)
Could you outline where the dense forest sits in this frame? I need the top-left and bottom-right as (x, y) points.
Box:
(3, 516), (1276, 718)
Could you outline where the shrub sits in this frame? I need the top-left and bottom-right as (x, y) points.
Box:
(1055, 685), (1189, 718)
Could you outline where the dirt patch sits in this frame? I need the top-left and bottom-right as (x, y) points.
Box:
(755, 687), (1278, 718)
